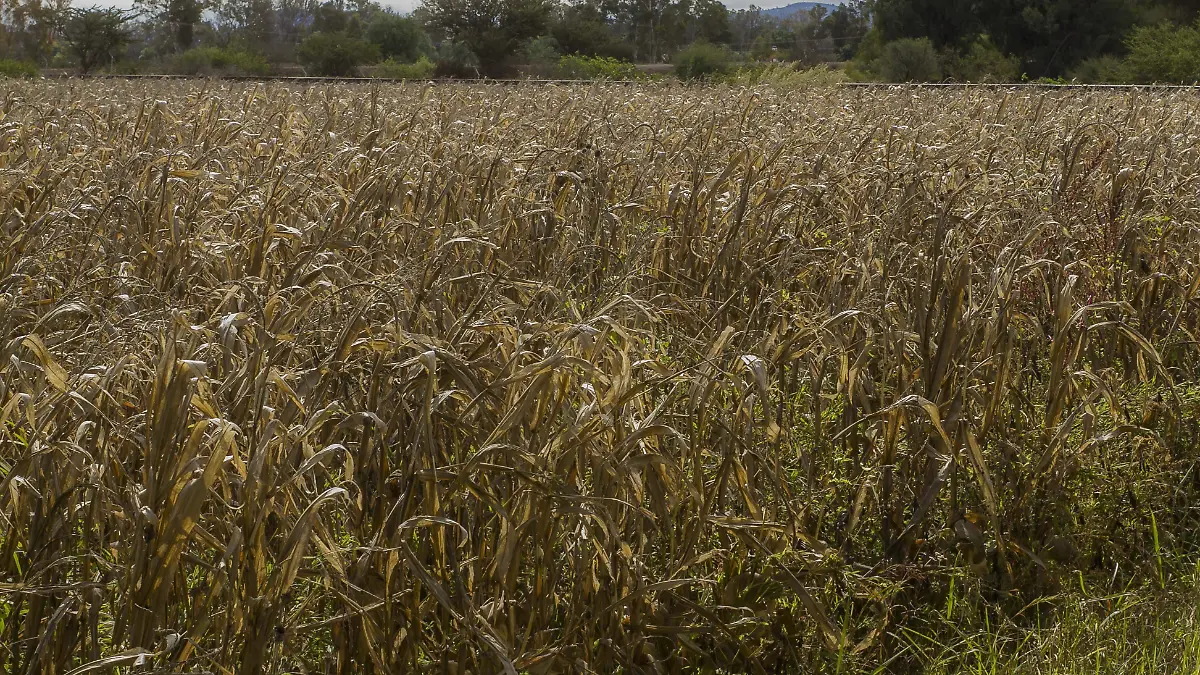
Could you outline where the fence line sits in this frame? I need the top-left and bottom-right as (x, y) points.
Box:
(43, 74), (1200, 90)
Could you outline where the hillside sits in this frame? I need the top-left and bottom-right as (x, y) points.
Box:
(762, 1), (839, 19)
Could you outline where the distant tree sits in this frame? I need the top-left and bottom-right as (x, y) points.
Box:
(551, 1), (632, 59)
(59, 7), (134, 73)
(605, 0), (731, 62)
(134, 0), (207, 51)
(870, 0), (1146, 77)
(1145, 1), (1198, 24)
(823, 0), (869, 60)
(871, 36), (941, 81)
(1068, 54), (1124, 83)
(608, 0), (682, 62)
(688, 0), (730, 45)
(297, 30), (380, 74)
(214, 0), (276, 47)
(672, 39), (730, 79)
(941, 33), (1019, 81)
(1122, 19), (1200, 83)
(779, 7), (833, 65)
(276, 0), (322, 44)
(421, 0), (554, 75)
(777, 3), (872, 65)
(871, 0), (983, 50)
(749, 34), (774, 60)
(980, 0), (1137, 76)
(432, 39), (479, 77)
(521, 34), (560, 61)
(729, 6), (774, 55)
(3, 0), (69, 63)
(366, 12), (431, 61)
(313, 0), (356, 33)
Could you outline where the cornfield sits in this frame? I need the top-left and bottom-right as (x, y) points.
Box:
(2, 81), (1199, 674)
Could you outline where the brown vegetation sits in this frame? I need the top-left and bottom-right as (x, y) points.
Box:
(1, 81), (1199, 673)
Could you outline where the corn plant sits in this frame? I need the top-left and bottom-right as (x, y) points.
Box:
(0, 81), (1198, 673)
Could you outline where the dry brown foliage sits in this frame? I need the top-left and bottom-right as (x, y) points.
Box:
(1, 81), (1199, 673)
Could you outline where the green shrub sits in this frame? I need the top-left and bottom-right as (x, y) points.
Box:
(673, 41), (732, 81)
(749, 35), (775, 62)
(845, 29), (885, 81)
(943, 35), (1019, 82)
(518, 36), (563, 77)
(0, 59), (38, 78)
(433, 41), (479, 79)
(1028, 75), (1071, 85)
(103, 60), (146, 75)
(523, 36), (562, 64)
(733, 62), (847, 89)
(297, 31), (381, 77)
(870, 37), (941, 82)
(366, 13), (431, 63)
(1069, 55), (1126, 84)
(172, 47), (270, 76)
(1122, 20), (1200, 84)
(556, 54), (639, 80)
(373, 56), (436, 79)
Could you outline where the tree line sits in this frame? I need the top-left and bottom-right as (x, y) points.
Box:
(1, 0), (1198, 82)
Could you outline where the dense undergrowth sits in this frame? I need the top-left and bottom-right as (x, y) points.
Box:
(1, 82), (1199, 673)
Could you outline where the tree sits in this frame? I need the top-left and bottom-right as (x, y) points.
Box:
(729, 6), (773, 55)
(779, 7), (834, 65)
(688, 0), (730, 45)
(59, 7), (134, 74)
(276, 0), (322, 44)
(2, 0), (70, 63)
(609, 0), (681, 62)
(1122, 19), (1200, 83)
(1141, 1), (1198, 24)
(823, 0), (869, 60)
(297, 30), (380, 75)
(134, 0), (207, 52)
(313, 0), (355, 33)
(869, 0), (1144, 77)
(366, 12), (431, 62)
(749, 34), (774, 60)
(214, 0), (277, 47)
(550, 0), (632, 59)
(942, 33), (1019, 81)
(602, 0), (732, 62)
(433, 39), (479, 77)
(672, 39), (729, 79)
(870, 36), (941, 81)
(421, 0), (553, 75)
(871, 0), (984, 50)
(980, 0), (1137, 76)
